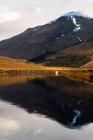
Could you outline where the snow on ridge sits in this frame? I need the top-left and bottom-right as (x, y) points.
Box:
(70, 16), (81, 32)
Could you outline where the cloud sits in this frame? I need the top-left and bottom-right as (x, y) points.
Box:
(0, 6), (21, 23)
(0, 0), (93, 41)
(32, 6), (42, 12)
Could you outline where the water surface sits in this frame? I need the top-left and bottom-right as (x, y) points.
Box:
(0, 75), (93, 140)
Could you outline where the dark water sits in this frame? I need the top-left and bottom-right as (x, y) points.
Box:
(0, 75), (93, 140)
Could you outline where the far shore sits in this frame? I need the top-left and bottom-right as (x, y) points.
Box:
(0, 67), (93, 75)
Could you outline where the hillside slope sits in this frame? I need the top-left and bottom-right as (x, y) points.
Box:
(0, 56), (74, 72)
(43, 39), (93, 67)
(0, 56), (43, 70)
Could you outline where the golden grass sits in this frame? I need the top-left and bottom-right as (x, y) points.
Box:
(0, 56), (76, 71)
(0, 56), (43, 70)
(0, 56), (93, 76)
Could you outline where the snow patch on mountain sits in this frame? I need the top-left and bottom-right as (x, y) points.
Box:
(56, 30), (65, 40)
(64, 12), (81, 32)
(74, 26), (81, 32)
(70, 16), (81, 32)
(77, 37), (82, 42)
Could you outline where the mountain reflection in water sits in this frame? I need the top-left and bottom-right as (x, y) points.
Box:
(0, 75), (93, 129)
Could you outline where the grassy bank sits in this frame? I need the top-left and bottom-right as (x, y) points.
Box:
(0, 56), (93, 76)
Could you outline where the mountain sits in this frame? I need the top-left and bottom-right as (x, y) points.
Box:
(0, 11), (93, 67)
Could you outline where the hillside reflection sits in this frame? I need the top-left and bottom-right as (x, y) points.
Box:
(0, 75), (93, 128)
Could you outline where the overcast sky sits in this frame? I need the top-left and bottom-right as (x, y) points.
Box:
(0, 0), (93, 41)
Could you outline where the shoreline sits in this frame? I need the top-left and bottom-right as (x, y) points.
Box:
(0, 68), (93, 75)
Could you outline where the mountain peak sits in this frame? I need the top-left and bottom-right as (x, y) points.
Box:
(64, 11), (87, 17)
(48, 11), (89, 25)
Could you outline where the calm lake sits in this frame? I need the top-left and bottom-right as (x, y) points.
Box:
(0, 75), (93, 140)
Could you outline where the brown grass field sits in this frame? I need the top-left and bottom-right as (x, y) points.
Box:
(0, 56), (74, 71)
(0, 56), (93, 76)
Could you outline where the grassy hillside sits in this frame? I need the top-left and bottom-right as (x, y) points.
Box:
(45, 55), (90, 68)
(0, 56), (44, 70)
(0, 56), (75, 74)
(0, 56), (93, 78)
